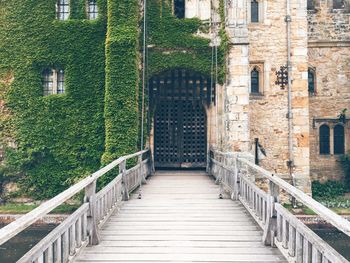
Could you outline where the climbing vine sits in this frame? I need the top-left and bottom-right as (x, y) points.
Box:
(0, 0), (227, 199)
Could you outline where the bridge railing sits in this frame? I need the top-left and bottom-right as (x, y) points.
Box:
(210, 149), (350, 263)
(0, 149), (151, 263)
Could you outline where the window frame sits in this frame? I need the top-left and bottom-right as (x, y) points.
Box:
(174, 0), (185, 19)
(250, 67), (260, 94)
(87, 0), (98, 20)
(251, 0), (259, 23)
(333, 0), (345, 9)
(42, 68), (65, 96)
(56, 0), (70, 21)
(334, 124), (345, 155)
(319, 124), (331, 155)
(249, 63), (264, 96)
(308, 67), (316, 95)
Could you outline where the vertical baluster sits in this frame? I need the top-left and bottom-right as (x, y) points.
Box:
(36, 254), (44, 263)
(261, 197), (266, 224)
(288, 225), (296, 257)
(44, 245), (53, 263)
(312, 246), (322, 263)
(282, 218), (288, 249)
(76, 216), (82, 248)
(69, 224), (76, 255)
(303, 238), (311, 263)
(322, 256), (330, 263)
(62, 231), (69, 263)
(295, 231), (303, 262)
(82, 212), (87, 242)
(277, 213), (282, 242)
(120, 159), (129, 201)
(55, 236), (62, 263)
(84, 180), (100, 245)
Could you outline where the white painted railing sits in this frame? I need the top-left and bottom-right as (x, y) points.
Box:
(210, 149), (350, 263)
(0, 149), (151, 263)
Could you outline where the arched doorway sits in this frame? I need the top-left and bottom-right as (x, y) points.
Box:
(150, 69), (214, 168)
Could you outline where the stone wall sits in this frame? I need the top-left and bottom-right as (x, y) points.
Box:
(307, 1), (350, 182)
(247, 0), (311, 192)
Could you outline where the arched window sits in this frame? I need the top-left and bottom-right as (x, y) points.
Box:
(251, 67), (260, 93)
(308, 68), (315, 94)
(57, 0), (70, 20)
(319, 124), (330, 155)
(87, 0), (98, 20)
(334, 124), (345, 154)
(174, 0), (185, 18)
(333, 0), (345, 9)
(251, 0), (259, 22)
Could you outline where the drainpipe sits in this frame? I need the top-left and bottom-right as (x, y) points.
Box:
(286, 0), (293, 168)
(286, 0), (297, 206)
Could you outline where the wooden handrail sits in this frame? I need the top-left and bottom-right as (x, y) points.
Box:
(0, 149), (148, 246)
(237, 157), (350, 237)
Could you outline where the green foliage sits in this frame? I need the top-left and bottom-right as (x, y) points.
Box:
(0, 0), (227, 199)
(0, 0), (107, 198)
(0, 203), (80, 214)
(101, 0), (140, 166)
(146, 0), (227, 83)
(343, 152), (350, 190)
(312, 180), (346, 199)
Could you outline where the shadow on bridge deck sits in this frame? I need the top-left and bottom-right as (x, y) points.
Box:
(75, 171), (286, 263)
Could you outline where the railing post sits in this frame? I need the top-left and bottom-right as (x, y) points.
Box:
(84, 180), (100, 245)
(139, 154), (147, 184)
(120, 158), (129, 201)
(233, 156), (240, 201)
(263, 179), (279, 246)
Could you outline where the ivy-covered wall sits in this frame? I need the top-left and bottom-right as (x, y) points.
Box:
(0, 0), (226, 199)
(0, 0), (107, 198)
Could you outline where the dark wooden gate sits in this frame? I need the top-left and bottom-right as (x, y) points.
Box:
(150, 69), (213, 168)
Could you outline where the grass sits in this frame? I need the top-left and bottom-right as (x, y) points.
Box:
(0, 203), (81, 214)
(284, 204), (350, 216)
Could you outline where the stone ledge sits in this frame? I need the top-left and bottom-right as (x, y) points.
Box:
(308, 41), (350, 47)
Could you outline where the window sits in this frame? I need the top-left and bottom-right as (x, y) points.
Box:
(333, 0), (345, 9)
(251, 0), (259, 22)
(307, 0), (315, 10)
(174, 0), (185, 18)
(87, 0), (98, 20)
(319, 125), (330, 155)
(57, 0), (70, 20)
(308, 68), (315, 94)
(43, 68), (54, 96)
(334, 124), (345, 154)
(42, 68), (65, 96)
(251, 67), (260, 93)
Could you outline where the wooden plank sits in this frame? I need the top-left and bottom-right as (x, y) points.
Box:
(75, 253), (287, 262)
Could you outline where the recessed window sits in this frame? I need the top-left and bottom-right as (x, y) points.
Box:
(307, 0), (315, 10)
(308, 68), (316, 94)
(251, 67), (260, 93)
(57, 0), (70, 20)
(174, 0), (185, 18)
(87, 0), (98, 20)
(334, 124), (345, 154)
(42, 68), (65, 96)
(251, 0), (259, 22)
(333, 0), (345, 9)
(319, 124), (330, 155)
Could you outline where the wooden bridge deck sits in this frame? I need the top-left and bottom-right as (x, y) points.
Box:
(75, 171), (287, 263)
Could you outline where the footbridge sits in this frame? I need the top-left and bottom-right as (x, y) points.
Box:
(0, 149), (349, 263)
